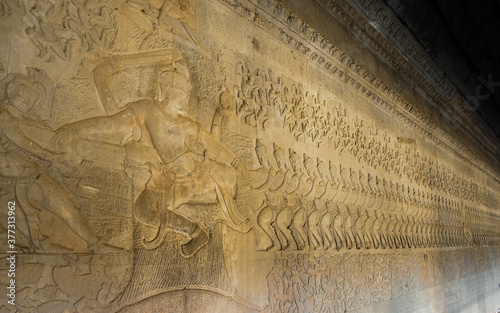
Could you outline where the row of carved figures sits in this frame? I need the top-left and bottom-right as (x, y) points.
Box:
(234, 63), (499, 209)
(254, 196), (500, 252)
(249, 141), (500, 251)
(249, 139), (499, 220)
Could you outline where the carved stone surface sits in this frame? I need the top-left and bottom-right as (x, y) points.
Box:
(0, 0), (499, 312)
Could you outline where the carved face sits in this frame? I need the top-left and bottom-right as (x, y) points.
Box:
(329, 165), (337, 182)
(303, 157), (314, 176)
(289, 153), (301, 172)
(178, 0), (192, 11)
(219, 92), (234, 112)
(255, 145), (269, 167)
(317, 162), (329, 181)
(274, 150), (289, 171)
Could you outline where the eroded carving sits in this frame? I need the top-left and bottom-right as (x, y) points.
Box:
(22, 0), (117, 61)
(52, 51), (250, 258)
(1, 0), (499, 311)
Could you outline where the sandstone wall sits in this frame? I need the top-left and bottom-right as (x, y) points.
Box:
(0, 0), (499, 312)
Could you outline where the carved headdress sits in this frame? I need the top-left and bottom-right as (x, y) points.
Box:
(273, 143), (287, 170)
(255, 139), (270, 167)
(289, 148), (301, 172)
(0, 68), (54, 119)
(303, 154), (315, 176)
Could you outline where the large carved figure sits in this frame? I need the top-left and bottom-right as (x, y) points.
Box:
(251, 141), (289, 250)
(2, 0), (500, 311)
(53, 51), (249, 257)
(0, 71), (100, 252)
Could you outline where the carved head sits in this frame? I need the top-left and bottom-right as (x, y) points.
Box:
(316, 159), (330, 182)
(158, 57), (191, 110)
(339, 165), (350, 189)
(255, 139), (270, 168)
(329, 161), (338, 184)
(177, 0), (193, 11)
(289, 149), (301, 173)
(359, 171), (368, 192)
(1, 74), (45, 114)
(303, 155), (315, 177)
(219, 91), (235, 114)
(273, 144), (287, 170)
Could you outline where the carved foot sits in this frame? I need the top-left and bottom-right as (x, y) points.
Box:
(280, 242), (290, 251)
(336, 241), (344, 250)
(256, 238), (274, 251)
(323, 241), (331, 250)
(181, 225), (209, 258)
(297, 243), (309, 251)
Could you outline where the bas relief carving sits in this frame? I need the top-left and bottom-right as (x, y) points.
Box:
(236, 62), (498, 258)
(22, 0), (116, 62)
(52, 51), (250, 258)
(0, 0), (499, 312)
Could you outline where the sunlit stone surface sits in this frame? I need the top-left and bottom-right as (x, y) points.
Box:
(0, 0), (499, 312)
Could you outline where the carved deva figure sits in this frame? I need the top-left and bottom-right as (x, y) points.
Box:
(0, 70), (101, 252)
(53, 51), (249, 258)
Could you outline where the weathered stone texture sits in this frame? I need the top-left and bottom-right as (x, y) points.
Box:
(0, 0), (499, 312)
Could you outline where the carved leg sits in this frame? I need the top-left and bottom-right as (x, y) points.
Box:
(354, 221), (364, 249)
(393, 225), (401, 249)
(420, 224), (426, 247)
(371, 227), (381, 249)
(415, 224), (421, 247)
(332, 215), (345, 250)
(320, 213), (334, 250)
(292, 209), (309, 250)
(180, 221), (210, 258)
(386, 226), (393, 249)
(135, 187), (209, 256)
(25, 174), (99, 250)
(25, 27), (49, 59)
(400, 226), (407, 248)
(363, 220), (374, 249)
(410, 226), (417, 248)
(256, 205), (277, 251)
(363, 230), (373, 249)
(308, 211), (323, 250)
(276, 208), (295, 250)
(344, 219), (355, 250)
(15, 184), (42, 250)
(380, 231), (387, 249)
(424, 224), (430, 247)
